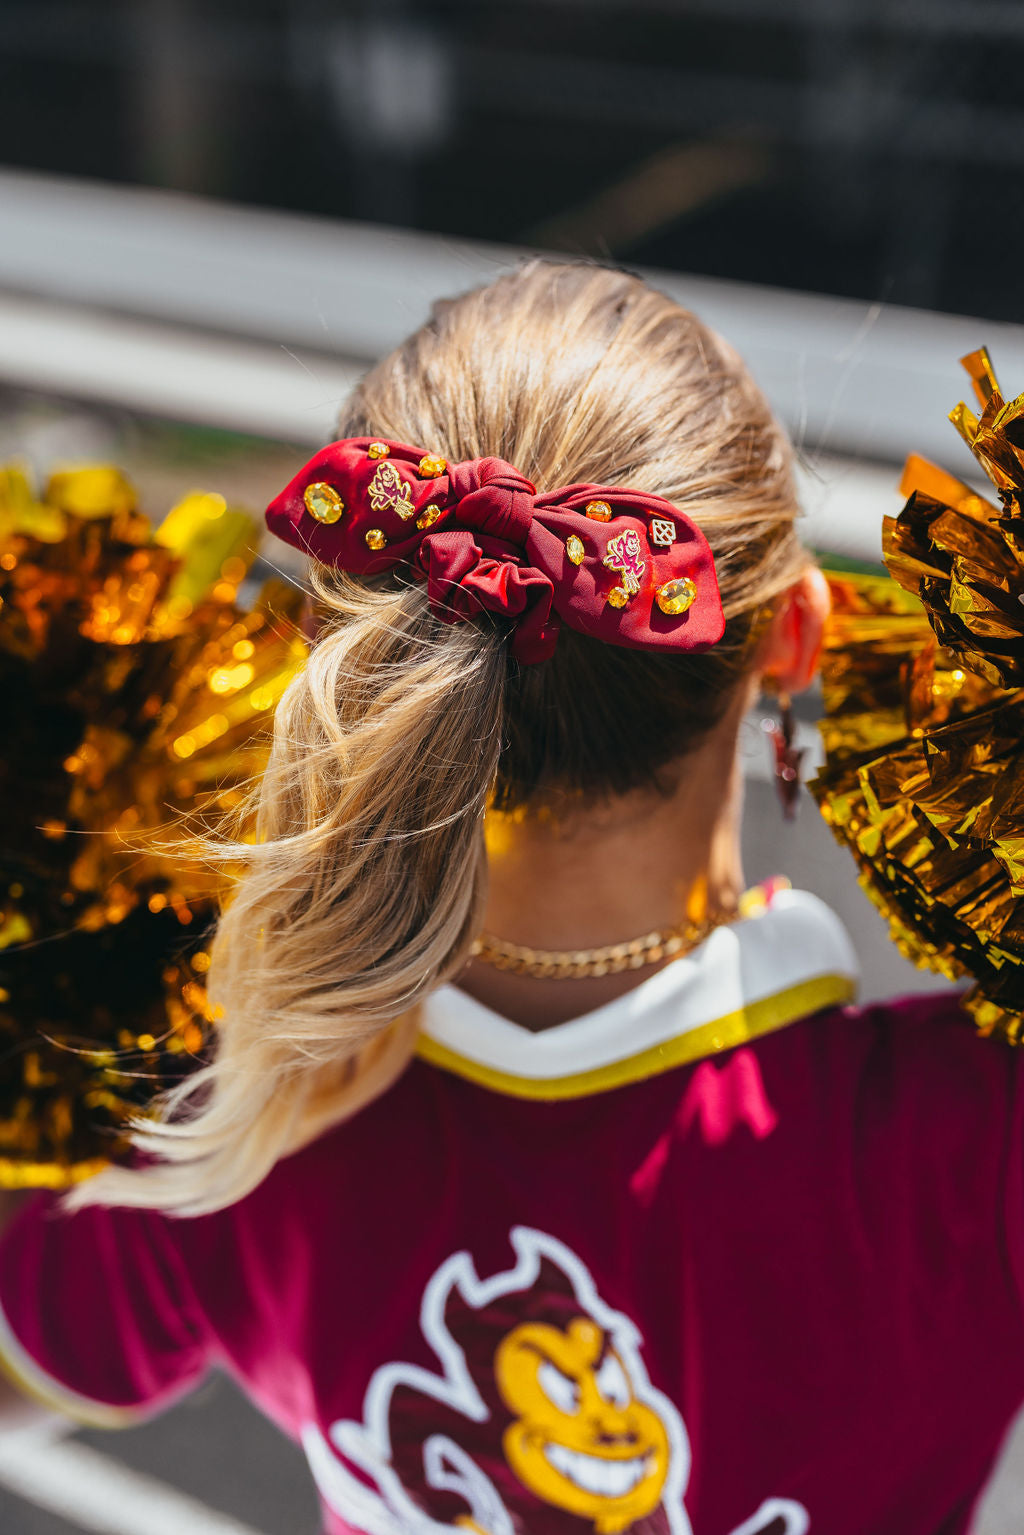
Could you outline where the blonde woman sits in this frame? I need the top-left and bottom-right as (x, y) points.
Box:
(0, 263), (1019, 1535)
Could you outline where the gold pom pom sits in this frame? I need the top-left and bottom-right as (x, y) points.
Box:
(0, 465), (308, 1185)
(813, 343), (1024, 1048)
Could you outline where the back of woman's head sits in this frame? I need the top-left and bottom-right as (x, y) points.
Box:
(345, 260), (802, 804)
(78, 260), (806, 1215)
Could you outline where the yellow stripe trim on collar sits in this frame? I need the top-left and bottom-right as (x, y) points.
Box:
(415, 973), (855, 1101)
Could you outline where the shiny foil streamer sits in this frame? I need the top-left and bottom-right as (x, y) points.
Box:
(0, 465), (307, 1185)
(811, 350), (1024, 1045)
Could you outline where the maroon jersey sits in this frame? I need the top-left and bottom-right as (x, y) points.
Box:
(1, 889), (1022, 1535)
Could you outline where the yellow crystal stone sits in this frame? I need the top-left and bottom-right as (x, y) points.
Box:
(367, 442), (390, 459)
(416, 506), (442, 529)
(585, 500), (612, 521)
(365, 528), (388, 551)
(418, 454), (447, 478)
(606, 586), (629, 609)
(565, 534), (585, 566)
(656, 577), (697, 615)
(304, 482), (345, 524)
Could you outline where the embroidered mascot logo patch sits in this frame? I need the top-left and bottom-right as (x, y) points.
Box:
(494, 1306), (669, 1530)
(367, 459), (415, 520)
(302, 1227), (809, 1535)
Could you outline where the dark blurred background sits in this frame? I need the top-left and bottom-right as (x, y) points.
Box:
(1, 0), (1021, 320)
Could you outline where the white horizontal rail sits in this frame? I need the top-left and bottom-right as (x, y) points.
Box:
(0, 285), (908, 559)
(0, 292), (360, 445)
(0, 1428), (267, 1535)
(1, 168), (1022, 473)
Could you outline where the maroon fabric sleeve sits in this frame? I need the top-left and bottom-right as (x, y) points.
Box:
(0, 1192), (211, 1423)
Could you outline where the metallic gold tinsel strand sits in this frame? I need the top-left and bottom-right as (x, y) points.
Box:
(0, 465), (307, 1186)
(811, 349), (1024, 1045)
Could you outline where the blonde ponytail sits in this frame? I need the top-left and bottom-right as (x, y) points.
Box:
(75, 258), (807, 1213)
(74, 569), (505, 1213)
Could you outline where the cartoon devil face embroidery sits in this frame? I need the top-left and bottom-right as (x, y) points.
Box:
(495, 1314), (671, 1532)
(301, 1227), (809, 1535)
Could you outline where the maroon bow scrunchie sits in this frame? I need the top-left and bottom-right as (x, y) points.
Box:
(265, 438), (725, 664)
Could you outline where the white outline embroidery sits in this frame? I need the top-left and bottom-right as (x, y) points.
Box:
(303, 1226), (692, 1534)
(300, 1227), (811, 1535)
(728, 1501), (810, 1535)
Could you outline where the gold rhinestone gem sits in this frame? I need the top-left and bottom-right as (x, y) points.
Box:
(303, 482), (345, 524)
(416, 505), (442, 529)
(418, 454), (447, 478)
(367, 441), (390, 460)
(365, 528), (388, 551)
(656, 577), (697, 615)
(606, 586), (629, 609)
(585, 500), (613, 521)
(565, 534), (585, 566)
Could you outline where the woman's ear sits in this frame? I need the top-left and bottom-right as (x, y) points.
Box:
(757, 565), (831, 695)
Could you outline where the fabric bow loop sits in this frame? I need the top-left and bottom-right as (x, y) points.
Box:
(417, 528), (557, 663)
(447, 457), (537, 547)
(264, 436), (726, 665)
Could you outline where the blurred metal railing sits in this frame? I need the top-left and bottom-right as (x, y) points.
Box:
(1, 167), (1022, 559)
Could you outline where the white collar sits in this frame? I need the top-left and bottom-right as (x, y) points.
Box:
(416, 888), (859, 1100)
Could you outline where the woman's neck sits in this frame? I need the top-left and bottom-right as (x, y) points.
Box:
(456, 695), (750, 1030)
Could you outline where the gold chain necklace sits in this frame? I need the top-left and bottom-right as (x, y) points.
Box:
(469, 911), (732, 981)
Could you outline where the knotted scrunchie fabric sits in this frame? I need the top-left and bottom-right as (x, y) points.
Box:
(265, 439), (725, 664)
